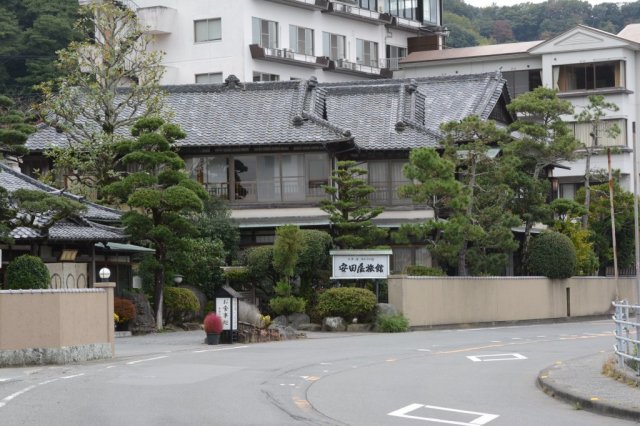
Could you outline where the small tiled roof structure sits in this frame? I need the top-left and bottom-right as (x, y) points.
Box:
(0, 163), (125, 242)
(27, 73), (512, 154)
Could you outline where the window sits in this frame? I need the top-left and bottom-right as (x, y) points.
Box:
(553, 61), (625, 92)
(568, 119), (626, 148)
(289, 25), (314, 56)
(186, 153), (330, 203)
(385, 0), (419, 19)
(356, 39), (379, 67)
(421, 0), (438, 24)
(194, 18), (221, 43)
(323, 32), (346, 60)
(359, 0), (378, 11)
(386, 45), (407, 69)
(252, 17), (278, 49)
(502, 70), (542, 97)
(367, 160), (410, 205)
(195, 72), (223, 84)
(252, 72), (279, 82)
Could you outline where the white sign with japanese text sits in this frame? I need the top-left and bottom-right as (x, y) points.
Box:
(330, 250), (392, 280)
(216, 297), (238, 331)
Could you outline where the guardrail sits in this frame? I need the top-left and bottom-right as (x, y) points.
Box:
(612, 301), (640, 376)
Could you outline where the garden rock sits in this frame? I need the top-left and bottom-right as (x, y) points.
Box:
(323, 316), (346, 332)
(129, 293), (156, 334)
(297, 323), (322, 332)
(287, 312), (310, 329)
(376, 303), (399, 317)
(239, 300), (263, 327)
(271, 315), (288, 327)
(347, 323), (372, 332)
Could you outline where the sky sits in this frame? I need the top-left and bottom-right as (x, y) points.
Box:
(464, 0), (615, 7)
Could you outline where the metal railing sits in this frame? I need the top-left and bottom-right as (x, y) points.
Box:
(612, 301), (640, 376)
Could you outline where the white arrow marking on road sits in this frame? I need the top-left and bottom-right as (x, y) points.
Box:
(388, 403), (499, 425)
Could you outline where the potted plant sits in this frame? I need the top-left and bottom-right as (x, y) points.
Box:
(203, 312), (223, 345)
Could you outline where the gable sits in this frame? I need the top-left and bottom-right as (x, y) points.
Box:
(530, 26), (637, 54)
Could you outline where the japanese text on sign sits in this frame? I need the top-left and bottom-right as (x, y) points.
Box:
(331, 252), (390, 279)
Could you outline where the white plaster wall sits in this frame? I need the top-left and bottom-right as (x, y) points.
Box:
(400, 56), (541, 78)
(137, 0), (418, 84)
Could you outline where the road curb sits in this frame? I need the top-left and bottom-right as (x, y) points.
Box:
(537, 365), (640, 422)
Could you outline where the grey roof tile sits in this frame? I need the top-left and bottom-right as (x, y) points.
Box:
(0, 163), (126, 242)
(0, 163), (121, 223)
(27, 73), (509, 153)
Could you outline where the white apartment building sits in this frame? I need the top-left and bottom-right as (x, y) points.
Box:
(108, 0), (446, 84)
(398, 24), (640, 198)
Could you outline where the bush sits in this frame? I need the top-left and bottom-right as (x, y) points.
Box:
(163, 287), (200, 324)
(316, 287), (377, 320)
(404, 265), (446, 276)
(269, 295), (306, 316)
(7, 255), (50, 289)
(114, 297), (137, 323)
(376, 314), (409, 333)
(203, 312), (223, 334)
(527, 232), (577, 279)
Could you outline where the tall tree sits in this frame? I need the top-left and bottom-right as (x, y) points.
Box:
(320, 160), (387, 249)
(273, 225), (304, 284)
(37, 0), (165, 198)
(398, 116), (519, 276)
(103, 117), (207, 330)
(574, 95), (620, 229)
(0, 95), (34, 159)
(506, 87), (579, 262)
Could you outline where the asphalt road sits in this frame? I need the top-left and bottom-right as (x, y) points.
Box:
(0, 319), (636, 426)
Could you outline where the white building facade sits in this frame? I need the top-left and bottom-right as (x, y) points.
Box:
(399, 25), (640, 197)
(113, 0), (447, 84)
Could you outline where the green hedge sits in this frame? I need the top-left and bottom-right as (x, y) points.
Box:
(316, 287), (377, 320)
(376, 314), (409, 332)
(527, 232), (577, 279)
(7, 255), (50, 289)
(404, 265), (446, 276)
(269, 295), (306, 316)
(163, 287), (200, 324)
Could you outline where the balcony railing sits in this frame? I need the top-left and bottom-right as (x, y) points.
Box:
(388, 16), (422, 33)
(250, 44), (330, 68)
(261, 0), (329, 10)
(324, 2), (392, 24)
(329, 58), (393, 79)
(202, 179), (328, 204)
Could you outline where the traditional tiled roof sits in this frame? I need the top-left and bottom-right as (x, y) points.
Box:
(0, 163), (126, 242)
(27, 73), (511, 153)
(307, 73), (510, 150)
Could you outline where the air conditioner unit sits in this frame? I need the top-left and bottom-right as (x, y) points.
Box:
(285, 49), (294, 59)
(377, 5), (384, 13)
(275, 49), (283, 57)
(345, 6), (352, 13)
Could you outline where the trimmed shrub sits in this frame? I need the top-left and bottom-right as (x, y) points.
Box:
(203, 312), (223, 334)
(269, 295), (306, 316)
(163, 287), (200, 324)
(376, 314), (409, 333)
(7, 255), (50, 289)
(527, 232), (577, 279)
(114, 297), (137, 323)
(316, 287), (377, 320)
(404, 265), (446, 276)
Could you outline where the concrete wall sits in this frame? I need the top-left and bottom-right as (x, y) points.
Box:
(0, 283), (115, 366)
(388, 276), (638, 328)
